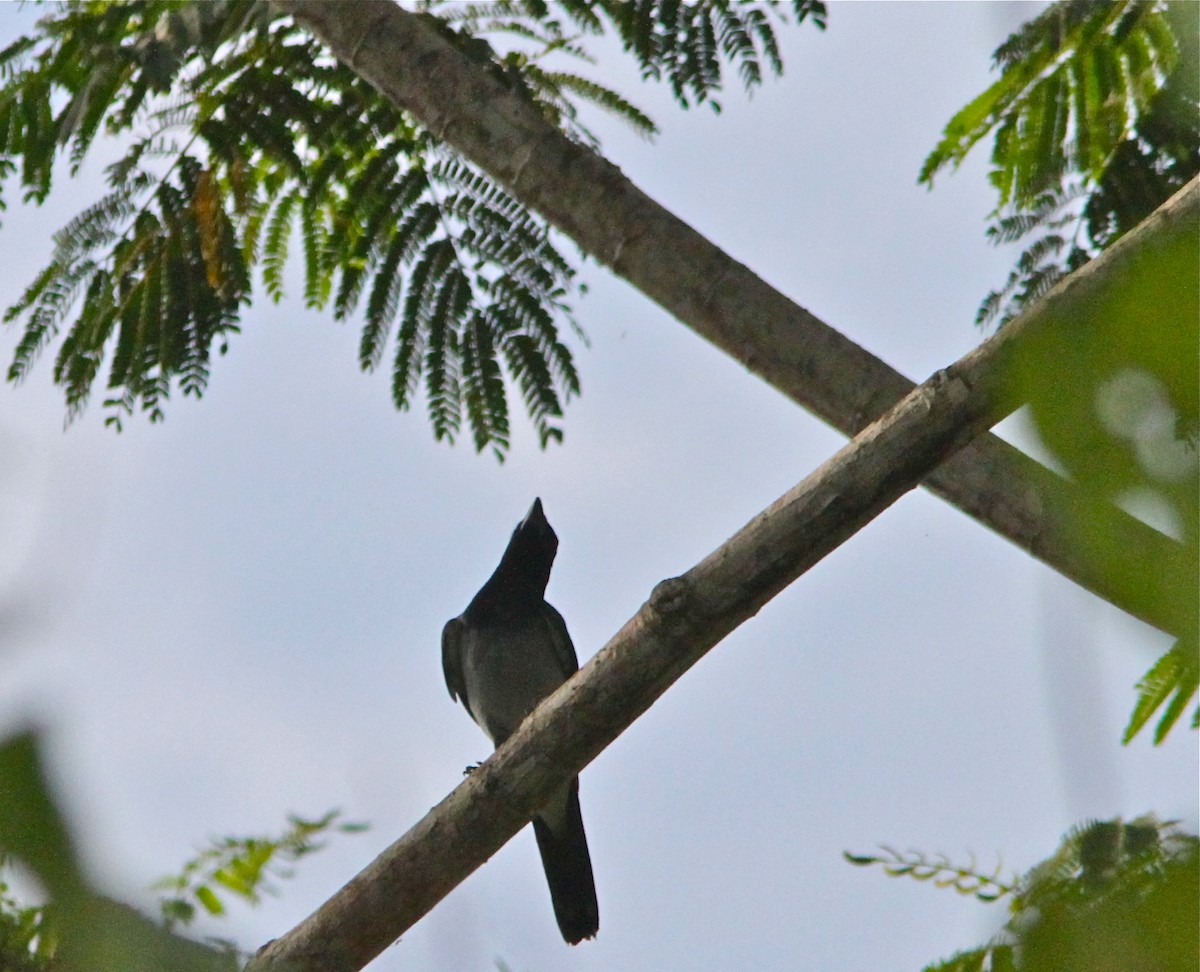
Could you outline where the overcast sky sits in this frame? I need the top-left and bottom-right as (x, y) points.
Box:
(1, 3), (1195, 971)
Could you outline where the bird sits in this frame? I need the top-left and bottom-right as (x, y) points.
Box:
(441, 498), (599, 945)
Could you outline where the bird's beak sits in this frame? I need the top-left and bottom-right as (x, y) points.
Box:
(521, 497), (545, 531)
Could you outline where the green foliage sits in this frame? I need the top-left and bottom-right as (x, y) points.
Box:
(0, 869), (54, 972)
(1014, 817), (1199, 972)
(922, 0), (1199, 327)
(154, 810), (367, 931)
(424, 0), (826, 117)
(0, 0), (824, 454)
(850, 817), (1199, 972)
(1123, 634), (1200, 744)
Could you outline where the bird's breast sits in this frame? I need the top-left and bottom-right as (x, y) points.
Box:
(460, 613), (569, 747)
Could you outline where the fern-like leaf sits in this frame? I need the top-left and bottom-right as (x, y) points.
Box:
(424, 267), (469, 441)
(1122, 636), (1200, 745)
(461, 310), (510, 456)
(926, 0), (1195, 329)
(262, 189), (298, 303)
(843, 846), (1016, 903)
(299, 197), (330, 309)
(393, 237), (455, 411)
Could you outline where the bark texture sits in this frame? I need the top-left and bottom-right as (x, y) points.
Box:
(246, 156), (1199, 972)
(270, 0), (1192, 636)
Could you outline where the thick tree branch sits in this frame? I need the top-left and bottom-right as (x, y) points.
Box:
(271, 0), (1191, 636)
(246, 166), (1199, 972)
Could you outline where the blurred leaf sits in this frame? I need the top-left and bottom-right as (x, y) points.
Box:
(193, 885), (224, 916)
(53, 894), (237, 972)
(1006, 200), (1199, 740)
(1020, 833), (1198, 972)
(0, 868), (55, 971)
(0, 730), (235, 972)
(0, 731), (82, 901)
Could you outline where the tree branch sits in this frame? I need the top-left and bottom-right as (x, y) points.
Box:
(269, 0), (1191, 636)
(246, 161), (1200, 972)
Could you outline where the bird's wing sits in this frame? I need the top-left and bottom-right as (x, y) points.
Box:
(541, 602), (580, 679)
(442, 616), (469, 710)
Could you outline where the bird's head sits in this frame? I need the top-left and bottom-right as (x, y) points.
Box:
(502, 497), (558, 592)
(465, 498), (562, 616)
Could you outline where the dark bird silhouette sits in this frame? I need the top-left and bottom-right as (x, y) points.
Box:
(441, 498), (599, 945)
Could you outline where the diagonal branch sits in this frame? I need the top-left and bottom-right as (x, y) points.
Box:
(270, 0), (1191, 637)
(246, 163), (1199, 972)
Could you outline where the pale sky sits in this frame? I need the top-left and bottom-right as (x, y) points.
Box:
(1, 3), (1195, 972)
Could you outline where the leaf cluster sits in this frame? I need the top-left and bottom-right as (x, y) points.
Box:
(424, 0), (825, 118)
(0, 1), (568, 451)
(851, 817), (1199, 972)
(154, 810), (367, 932)
(0, 0), (824, 453)
(922, 0), (1199, 327)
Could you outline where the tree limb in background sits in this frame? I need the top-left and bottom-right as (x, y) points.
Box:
(271, 0), (1191, 639)
(246, 168), (1199, 972)
(1, 1), (1187, 634)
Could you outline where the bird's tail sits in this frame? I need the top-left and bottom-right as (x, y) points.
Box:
(532, 779), (599, 945)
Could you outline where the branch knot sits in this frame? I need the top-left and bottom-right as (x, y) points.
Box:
(647, 576), (693, 633)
